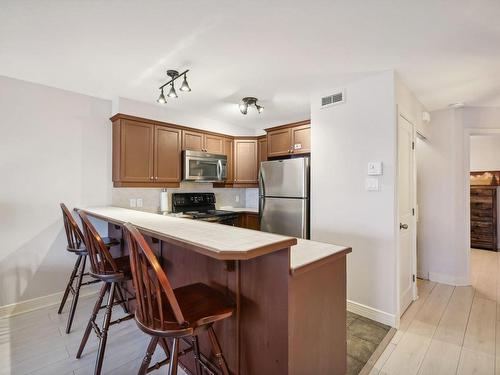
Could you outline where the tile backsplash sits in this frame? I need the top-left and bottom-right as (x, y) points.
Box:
(112, 182), (258, 213)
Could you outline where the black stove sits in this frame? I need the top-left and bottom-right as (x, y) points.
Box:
(171, 193), (238, 225)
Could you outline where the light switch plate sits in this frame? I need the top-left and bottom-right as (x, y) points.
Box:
(235, 195), (240, 203)
(368, 161), (383, 176)
(129, 198), (137, 208)
(365, 177), (380, 191)
(136, 198), (143, 208)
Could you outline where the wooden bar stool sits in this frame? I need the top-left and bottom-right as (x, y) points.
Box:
(123, 222), (235, 375)
(76, 211), (135, 375)
(58, 203), (120, 334)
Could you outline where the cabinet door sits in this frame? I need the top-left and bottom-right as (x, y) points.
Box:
(205, 134), (225, 154)
(267, 128), (292, 157)
(258, 137), (268, 172)
(234, 139), (258, 183)
(182, 130), (204, 151)
(245, 213), (260, 230)
(223, 138), (234, 183)
(154, 126), (181, 183)
(120, 120), (154, 182)
(291, 124), (311, 154)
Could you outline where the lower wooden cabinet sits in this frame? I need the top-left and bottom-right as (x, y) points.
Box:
(234, 139), (258, 185)
(236, 212), (260, 230)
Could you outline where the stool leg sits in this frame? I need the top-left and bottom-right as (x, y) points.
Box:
(138, 336), (159, 375)
(66, 254), (87, 334)
(192, 336), (203, 375)
(58, 254), (82, 314)
(168, 338), (179, 375)
(159, 338), (171, 359)
(94, 281), (116, 375)
(115, 283), (129, 314)
(77, 282), (108, 359)
(207, 326), (229, 375)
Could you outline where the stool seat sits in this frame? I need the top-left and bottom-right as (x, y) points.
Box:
(136, 283), (234, 336)
(91, 255), (132, 282)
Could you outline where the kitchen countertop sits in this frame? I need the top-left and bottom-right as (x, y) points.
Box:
(219, 206), (259, 213)
(79, 206), (350, 271)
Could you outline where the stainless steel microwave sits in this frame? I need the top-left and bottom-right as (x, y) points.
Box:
(182, 150), (227, 182)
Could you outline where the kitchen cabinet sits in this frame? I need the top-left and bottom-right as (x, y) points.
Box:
(223, 138), (234, 183)
(234, 139), (258, 185)
(112, 116), (181, 187)
(258, 136), (268, 172)
(237, 212), (260, 230)
(182, 130), (224, 154)
(266, 120), (311, 157)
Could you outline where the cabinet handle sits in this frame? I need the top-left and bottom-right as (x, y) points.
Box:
(150, 176), (153, 180)
(155, 176), (158, 180)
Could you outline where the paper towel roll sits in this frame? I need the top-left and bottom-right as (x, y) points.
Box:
(160, 189), (168, 213)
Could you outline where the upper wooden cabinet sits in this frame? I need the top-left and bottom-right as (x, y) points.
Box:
(234, 139), (258, 185)
(258, 136), (267, 173)
(112, 116), (181, 187)
(266, 120), (311, 157)
(182, 130), (224, 154)
(223, 138), (234, 183)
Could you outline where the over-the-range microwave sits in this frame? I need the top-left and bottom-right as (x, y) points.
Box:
(182, 150), (227, 182)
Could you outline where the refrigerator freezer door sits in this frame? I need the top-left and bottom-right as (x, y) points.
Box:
(260, 197), (309, 238)
(259, 158), (309, 198)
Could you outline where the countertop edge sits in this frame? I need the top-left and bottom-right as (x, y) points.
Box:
(291, 247), (352, 276)
(78, 207), (297, 261)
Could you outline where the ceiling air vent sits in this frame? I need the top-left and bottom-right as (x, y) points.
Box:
(321, 90), (345, 109)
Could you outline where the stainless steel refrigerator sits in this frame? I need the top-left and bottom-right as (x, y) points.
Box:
(259, 157), (310, 239)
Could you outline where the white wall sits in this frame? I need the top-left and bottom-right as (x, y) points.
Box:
(417, 107), (500, 285)
(0, 75), (112, 308)
(470, 135), (500, 171)
(311, 71), (398, 324)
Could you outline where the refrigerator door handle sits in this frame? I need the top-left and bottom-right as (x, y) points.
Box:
(259, 169), (265, 197)
(259, 197), (265, 221)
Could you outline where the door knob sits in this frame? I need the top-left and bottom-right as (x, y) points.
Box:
(400, 223), (408, 230)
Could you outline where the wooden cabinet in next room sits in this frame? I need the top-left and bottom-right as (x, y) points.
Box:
(471, 187), (497, 250)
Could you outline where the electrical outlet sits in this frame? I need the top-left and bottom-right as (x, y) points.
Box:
(235, 195), (240, 203)
(129, 198), (137, 208)
(136, 198), (143, 208)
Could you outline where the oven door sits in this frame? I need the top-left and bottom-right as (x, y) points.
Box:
(183, 150), (227, 182)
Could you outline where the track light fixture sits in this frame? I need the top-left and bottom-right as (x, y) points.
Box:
(239, 97), (264, 115)
(156, 69), (190, 104)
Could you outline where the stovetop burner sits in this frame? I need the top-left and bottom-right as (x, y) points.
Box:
(171, 193), (238, 225)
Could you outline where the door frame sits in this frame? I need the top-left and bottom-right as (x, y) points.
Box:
(462, 128), (500, 286)
(395, 108), (418, 322)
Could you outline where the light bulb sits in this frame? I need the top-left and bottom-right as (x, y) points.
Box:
(179, 75), (191, 92)
(256, 104), (264, 113)
(167, 83), (178, 98)
(239, 103), (248, 115)
(157, 89), (167, 104)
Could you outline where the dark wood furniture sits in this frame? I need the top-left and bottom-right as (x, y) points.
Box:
(236, 212), (260, 230)
(76, 211), (134, 375)
(471, 187), (498, 250)
(124, 223), (234, 375)
(81, 207), (350, 375)
(58, 203), (119, 334)
(266, 120), (311, 157)
(110, 114), (310, 189)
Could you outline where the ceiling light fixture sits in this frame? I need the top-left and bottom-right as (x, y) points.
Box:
(156, 69), (190, 104)
(239, 97), (263, 115)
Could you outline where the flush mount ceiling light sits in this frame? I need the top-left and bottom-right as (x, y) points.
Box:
(156, 69), (191, 104)
(239, 97), (264, 115)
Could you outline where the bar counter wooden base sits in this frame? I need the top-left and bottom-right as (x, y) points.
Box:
(109, 224), (347, 375)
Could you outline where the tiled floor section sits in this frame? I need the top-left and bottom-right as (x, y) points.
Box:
(369, 248), (499, 375)
(347, 311), (391, 375)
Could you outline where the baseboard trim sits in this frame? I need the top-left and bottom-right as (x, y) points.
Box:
(347, 299), (396, 327)
(0, 286), (99, 319)
(428, 271), (470, 286)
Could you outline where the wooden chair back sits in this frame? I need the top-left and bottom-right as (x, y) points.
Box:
(60, 203), (85, 250)
(123, 223), (186, 330)
(78, 211), (119, 278)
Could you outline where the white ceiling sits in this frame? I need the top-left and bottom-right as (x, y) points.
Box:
(1, 1), (500, 129)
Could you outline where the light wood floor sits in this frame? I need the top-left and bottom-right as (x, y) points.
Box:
(0, 292), (188, 375)
(370, 248), (500, 375)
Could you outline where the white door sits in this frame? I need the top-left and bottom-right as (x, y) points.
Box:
(398, 114), (416, 315)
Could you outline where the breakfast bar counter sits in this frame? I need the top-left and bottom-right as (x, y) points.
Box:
(79, 206), (351, 375)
